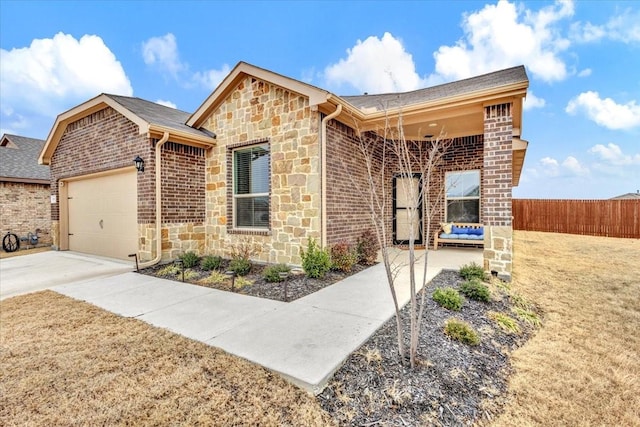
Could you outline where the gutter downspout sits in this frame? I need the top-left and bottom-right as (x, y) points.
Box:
(138, 131), (170, 268)
(320, 104), (342, 248)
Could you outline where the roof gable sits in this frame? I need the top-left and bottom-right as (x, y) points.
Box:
(0, 134), (50, 183)
(40, 94), (216, 165)
(187, 61), (330, 128)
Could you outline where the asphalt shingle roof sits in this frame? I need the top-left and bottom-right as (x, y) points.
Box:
(0, 134), (50, 181)
(342, 65), (528, 111)
(105, 94), (213, 138)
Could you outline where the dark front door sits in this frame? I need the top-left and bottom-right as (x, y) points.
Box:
(393, 174), (423, 245)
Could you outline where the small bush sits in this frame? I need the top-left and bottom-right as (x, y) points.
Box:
(459, 262), (487, 281)
(488, 311), (521, 334)
(330, 241), (358, 273)
(301, 239), (331, 279)
(199, 271), (227, 285)
(229, 258), (252, 276)
(179, 251), (200, 269)
(234, 276), (253, 288)
(263, 264), (291, 283)
(444, 318), (480, 345)
(201, 255), (223, 271)
(512, 307), (542, 327)
(432, 287), (464, 311)
(356, 229), (378, 265)
(157, 264), (180, 277)
(182, 269), (200, 281)
(460, 279), (491, 302)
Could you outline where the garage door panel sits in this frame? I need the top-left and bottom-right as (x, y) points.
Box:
(68, 171), (137, 260)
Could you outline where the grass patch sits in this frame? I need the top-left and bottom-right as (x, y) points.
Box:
(511, 306), (542, 327)
(488, 311), (521, 334)
(492, 231), (640, 426)
(199, 270), (227, 285)
(0, 291), (334, 426)
(156, 264), (180, 277)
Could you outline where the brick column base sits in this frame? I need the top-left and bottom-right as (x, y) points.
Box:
(483, 225), (512, 281)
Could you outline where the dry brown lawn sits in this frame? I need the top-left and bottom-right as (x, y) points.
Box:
(0, 291), (334, 426)
(492, 231), (640, 426)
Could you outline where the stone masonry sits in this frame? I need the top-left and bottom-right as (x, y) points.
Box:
(201, 76), (320, 265)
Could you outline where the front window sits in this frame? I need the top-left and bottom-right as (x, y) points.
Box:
(233, 144), (270, 228)
(445, 170), (480, 223)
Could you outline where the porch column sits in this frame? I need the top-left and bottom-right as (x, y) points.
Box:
(483, 103), (513, 281)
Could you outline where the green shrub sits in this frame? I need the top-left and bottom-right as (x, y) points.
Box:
(201, 255), (223, 271)
(432, 287), (464, 311)
(356, 229), (378, 265)
(301, 239), (331, 279)
(460, 279), (491, 302)
(263, 263), (291, 283)
(229, 258), (252, 276)
(488, 311), (521, 334)
(459, 262), (487, 281)
(179, 251), (200, 269)
(444, 318), (480, 345)
(330, 241), (358, 273)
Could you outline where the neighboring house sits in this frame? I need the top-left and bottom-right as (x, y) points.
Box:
(40, 62), (529, 280)
(610, 191), (640, 200)
(0, 134), (52, 247)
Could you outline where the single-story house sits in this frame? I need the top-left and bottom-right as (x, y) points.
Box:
(39, 62), (529, 280)
(1, 134), (52, 246)
(610, 191), (640, 200)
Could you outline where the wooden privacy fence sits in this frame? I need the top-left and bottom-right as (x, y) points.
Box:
(513, 199), (640, 238)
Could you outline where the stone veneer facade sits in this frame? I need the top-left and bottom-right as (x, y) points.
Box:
(200, 77), (320, 265)
(482, 103), (514, 280)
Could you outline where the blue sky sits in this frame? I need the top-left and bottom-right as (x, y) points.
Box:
(1, 0), (639, 199)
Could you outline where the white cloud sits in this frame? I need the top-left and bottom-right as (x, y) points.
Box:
(142, 33), (184, 77)
(523, 91), (546, 110)
(429, 0), (574, 83)
(577, 68), (592, 77)
(155, 99), (177, 109)
(537, 155), (588, 177)
(0, 32), (132, 137)
(324, 32), (426, 93)
(562, 156), (589, 176)
(566, 91), (640, 130)
(571, 10), (640, 44)
(192, 64), (231, 90)
(588, 143), (640, 165)
(142, 33), (230, 90)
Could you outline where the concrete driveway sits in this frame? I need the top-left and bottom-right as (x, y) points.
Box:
(0, 251), (133, 301)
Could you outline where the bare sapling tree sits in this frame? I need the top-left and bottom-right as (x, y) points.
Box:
(344, 111), (453, 368)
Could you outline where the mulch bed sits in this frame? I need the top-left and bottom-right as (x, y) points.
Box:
(317, 270), (537, 426)
(139, 262), (370, 303)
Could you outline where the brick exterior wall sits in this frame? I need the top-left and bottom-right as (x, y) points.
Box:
(0, 181), (52, 246)
(49, 106), (205, 259)
(325, 121), (485, 249)
(482, 103), (514, 280)
(200, 76), (320, 265)
(325, 122), (387, 246)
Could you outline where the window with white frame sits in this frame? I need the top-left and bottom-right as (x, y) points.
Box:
(233, 144), (270, 228)
(445, 170), (480, 223)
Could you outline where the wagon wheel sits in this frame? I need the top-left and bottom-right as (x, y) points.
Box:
(2, 233), (20, 253)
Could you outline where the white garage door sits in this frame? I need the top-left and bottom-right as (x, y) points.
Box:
(67, 170), (137, 260)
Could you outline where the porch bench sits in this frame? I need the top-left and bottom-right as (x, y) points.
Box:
(433, 222), (484, 250)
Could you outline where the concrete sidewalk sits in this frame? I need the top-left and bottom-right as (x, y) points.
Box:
(0, 251), (132, 301)
(51, 247), (481, 393)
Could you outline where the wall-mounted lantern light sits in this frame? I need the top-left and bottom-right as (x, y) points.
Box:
(133, 156), (145, 173)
